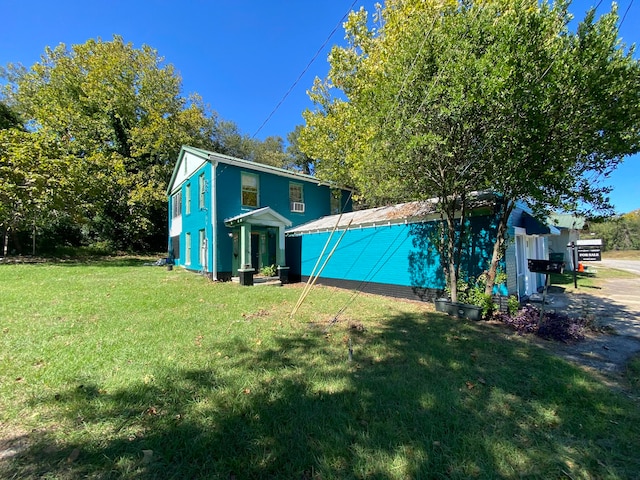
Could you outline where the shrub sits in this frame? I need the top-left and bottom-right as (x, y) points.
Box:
(494, 305), (587, 343)
(260, 264), (277, 277)
(507, 295), (520, 316)
(446, 273), (499, 318)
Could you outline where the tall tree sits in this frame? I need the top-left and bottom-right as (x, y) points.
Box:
(1, 36), (218, 250)
(0, 102), (22, 130)
(286, 125), (315, 174)
(0, 129), (93, 255)
(300, 0), (640, 300)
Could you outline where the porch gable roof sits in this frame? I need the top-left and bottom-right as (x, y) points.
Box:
(224, 207), (292, 228)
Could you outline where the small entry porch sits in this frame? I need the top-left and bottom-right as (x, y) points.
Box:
(224, 207), (292, 286)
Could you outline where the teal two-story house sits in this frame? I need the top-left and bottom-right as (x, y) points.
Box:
(167, 146), (351, 283)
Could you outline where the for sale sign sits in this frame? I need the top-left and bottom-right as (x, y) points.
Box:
(576, 239), (602, 262)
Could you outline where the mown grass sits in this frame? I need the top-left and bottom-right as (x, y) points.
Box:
(550, 265), (637, 293)
(626, 354), (640, 394)
(1, 260), (639, 479)
(602, 250), (640, 260)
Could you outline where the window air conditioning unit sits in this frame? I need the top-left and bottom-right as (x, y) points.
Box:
(291, 202), (305, 213)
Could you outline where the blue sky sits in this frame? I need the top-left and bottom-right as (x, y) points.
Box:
(2, 0), (638, 213)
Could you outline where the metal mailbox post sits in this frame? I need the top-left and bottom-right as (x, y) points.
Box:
(527, 259), (565, 323)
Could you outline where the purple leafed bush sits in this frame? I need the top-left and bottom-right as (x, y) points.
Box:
(495, 305), (587, 343)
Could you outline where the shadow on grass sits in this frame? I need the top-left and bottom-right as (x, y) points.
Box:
(2, 314), (639, 479)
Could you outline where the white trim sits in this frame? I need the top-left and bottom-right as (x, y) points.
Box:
(210, 151), (324, 185)
(169, 151), (208, 195)
(211, 160), (218, 280)
(224, 206), (293, 227)
(291, 202), (305, 213)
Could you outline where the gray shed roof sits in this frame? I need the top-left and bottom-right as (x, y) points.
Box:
(286, 200), (442, 234)
(287, 192), (502, 234)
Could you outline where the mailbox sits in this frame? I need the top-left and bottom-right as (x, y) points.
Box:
(527, 259), (565, 274)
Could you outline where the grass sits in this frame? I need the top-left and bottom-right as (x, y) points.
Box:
(602, 250), (640, 260)
(550, 265), (638, 293)
(1, 259), (639, 479)
(626, 354), (640, 394)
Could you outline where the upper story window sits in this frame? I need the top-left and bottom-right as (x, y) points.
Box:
(241, 173), (259, 208)
(171, 191), (182, 219)
(330, 190), (341, 214)
(185, 183), (191, 215)
(290, 183), (305, 213)
(198, 173), (206, 209)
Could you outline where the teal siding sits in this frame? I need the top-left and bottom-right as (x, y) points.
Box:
(214, 163), (347, 274)
(214, 163), (337, 226)
(300, 224), (444, 288)
(171, 165), (213, 271)
(168, 147), (351, 277)
(297, 215), (506, 294)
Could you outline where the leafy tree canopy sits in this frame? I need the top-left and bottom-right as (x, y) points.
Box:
(0, 36), (292, 253)
(589, 209), (640, 251)
(300, 0), (640, 299)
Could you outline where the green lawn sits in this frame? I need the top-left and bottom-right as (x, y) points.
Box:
(1, 260), (639, 479)
(603, 250), (640, 260)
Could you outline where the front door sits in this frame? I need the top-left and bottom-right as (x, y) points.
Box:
(251, 233), (260, 271)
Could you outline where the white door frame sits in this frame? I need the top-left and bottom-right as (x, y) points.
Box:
(514, 227), (545, 299)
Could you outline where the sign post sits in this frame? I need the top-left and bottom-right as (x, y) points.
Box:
(568, 239), (602, 289)
(577, 239), (603, 262)
(569, 242), (578, 288)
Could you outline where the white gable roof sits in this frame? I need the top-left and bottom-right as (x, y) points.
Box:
(224, 207), (292, 228)
(167, 146), (347, 195)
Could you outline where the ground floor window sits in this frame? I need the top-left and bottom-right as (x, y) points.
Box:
(199, 229), (206, 269)
(185, 232), (191, 265)
(170, 235), (180, 260)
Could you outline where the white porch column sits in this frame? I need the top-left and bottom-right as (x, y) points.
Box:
(240, 223), (252, 269)
(276, 224), (286, 266)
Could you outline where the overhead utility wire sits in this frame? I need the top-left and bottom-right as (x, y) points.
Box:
(252, 0), (360, 139)
(620, 0), (634, 27)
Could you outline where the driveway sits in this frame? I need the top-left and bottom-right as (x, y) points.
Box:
(545, 266), (640, 377)
(597, 259), (640, 276)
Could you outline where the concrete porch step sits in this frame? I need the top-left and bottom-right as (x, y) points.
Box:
(231, 276), (282, 287)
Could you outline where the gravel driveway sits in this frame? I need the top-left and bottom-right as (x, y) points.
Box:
(543, 262), (640, 378)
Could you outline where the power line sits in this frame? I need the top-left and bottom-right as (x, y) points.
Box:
(620, 0), (634, 27)
(251, 0), (360, 139)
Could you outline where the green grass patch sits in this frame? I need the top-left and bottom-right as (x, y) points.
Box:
(626, 354), (640, 394)
(603, 250), (640, 260)
(549, 271), (598, 289)
(550, 266), (637, 291)
(1, 260), (639, 479)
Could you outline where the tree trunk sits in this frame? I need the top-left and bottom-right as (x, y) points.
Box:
(484, 200), (514, 296)
(454, 193), (467, 283)
(445, 208), (459, 303)
(2, 226), (8, 257)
